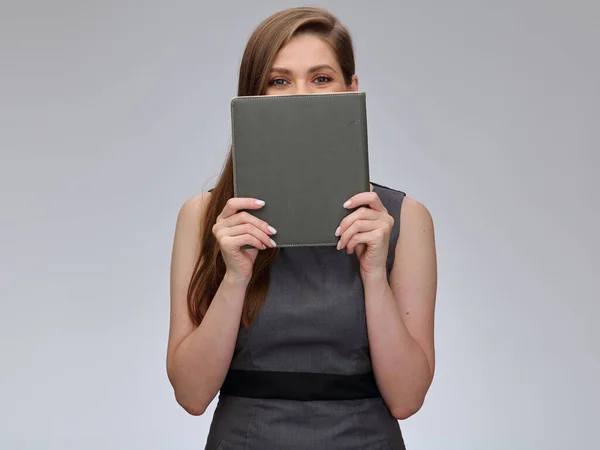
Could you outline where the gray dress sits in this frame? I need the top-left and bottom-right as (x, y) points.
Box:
(205, 183), (407, 450)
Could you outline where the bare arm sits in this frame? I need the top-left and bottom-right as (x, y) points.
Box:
(364, 197), (437, 419)
(166, 194), (248, 415)
(166, 193), (275, 415)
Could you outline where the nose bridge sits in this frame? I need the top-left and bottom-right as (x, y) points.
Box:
(291, 77), (311, 95)
(296, 83), (310, 95)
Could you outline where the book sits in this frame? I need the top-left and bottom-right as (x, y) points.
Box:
(231, 92), (370, 247)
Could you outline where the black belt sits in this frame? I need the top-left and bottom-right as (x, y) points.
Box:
(219, 369), (381, 401)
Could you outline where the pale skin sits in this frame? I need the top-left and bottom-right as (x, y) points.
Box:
(166, 33), (437, 419)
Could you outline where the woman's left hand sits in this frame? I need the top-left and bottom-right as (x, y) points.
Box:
(335, 191), (394, 279)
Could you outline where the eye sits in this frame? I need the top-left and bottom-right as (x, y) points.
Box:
(314, 75), (332, 84)
(268, 78), (288, 86)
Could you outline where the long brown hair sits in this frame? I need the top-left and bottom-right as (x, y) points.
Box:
(187, 7), (357, 328)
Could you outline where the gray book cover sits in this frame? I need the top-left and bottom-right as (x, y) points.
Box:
(231, 92), (370, 247)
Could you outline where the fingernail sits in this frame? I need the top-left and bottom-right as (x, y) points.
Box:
(268, 226), (277, 234)
(336, 241), (342, 250)
(262, 244), (267, 250)
(335, 226), (341, 237)
(255, 199), (265, 206)
(343, 200), (352, 208)
(270, 239), (277, 247)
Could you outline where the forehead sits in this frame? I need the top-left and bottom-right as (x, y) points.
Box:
(272, 33), (337, 69)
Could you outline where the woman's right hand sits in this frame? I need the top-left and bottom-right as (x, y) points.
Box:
(212, 197), (277, 282)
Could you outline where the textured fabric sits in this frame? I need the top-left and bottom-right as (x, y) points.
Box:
(205, 183), (407, 450)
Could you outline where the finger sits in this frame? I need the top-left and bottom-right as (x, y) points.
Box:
(336, 207), (380, 237)
(219, 197), (266, 220)
(337, 219), (381, 250)
(346, 228), (386, 254)
(221, 234), (267, 251)
(343, 192), (385, 212)
(218, 223), (276, 249)
(219, 211), (277, 236)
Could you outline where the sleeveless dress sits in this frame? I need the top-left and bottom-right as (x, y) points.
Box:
(205, 183), (407, 450)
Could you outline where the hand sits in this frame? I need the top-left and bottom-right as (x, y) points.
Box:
(335, 191), (394, 279)
(212, 197), (277, 282)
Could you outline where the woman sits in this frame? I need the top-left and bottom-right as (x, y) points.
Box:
(167, 6), (437, 450)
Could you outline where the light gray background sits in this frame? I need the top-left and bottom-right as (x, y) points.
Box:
(1, 1), (598, 449)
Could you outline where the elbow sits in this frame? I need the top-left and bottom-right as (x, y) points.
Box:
(390, 398), (425, 420)
(391, 406), (419, 420)
(174, 391), (208, 416)
(167, 366), (208, 416)
(391, 370), (434, 420)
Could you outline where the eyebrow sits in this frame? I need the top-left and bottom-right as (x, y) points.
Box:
(270, 64), (338, 75)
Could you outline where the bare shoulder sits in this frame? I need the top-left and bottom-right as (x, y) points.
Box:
(395, 195), (436, 268)
(170, 190), (213, 290)
(170, 191), (212, 284)
(175, 192), (212, 234)
(170, 191), (212, 307)
(399, 196), (434, 231)
(392, 194), (437, 296)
